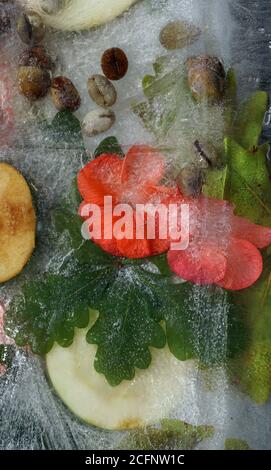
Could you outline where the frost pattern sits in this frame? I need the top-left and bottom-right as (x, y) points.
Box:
(0, 0), (271, 450)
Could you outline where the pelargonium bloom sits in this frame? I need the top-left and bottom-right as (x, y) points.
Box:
(167, 196), (271, 291)
(78, 145), (178, 258)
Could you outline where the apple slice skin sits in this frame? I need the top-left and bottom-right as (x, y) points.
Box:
(0, 163), (36, 283)
(46, 313), (194, 430)
(24, 0), (138, 31)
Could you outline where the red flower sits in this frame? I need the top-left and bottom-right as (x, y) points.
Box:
(78, 145), (177, 258)
(78, 146), (271, 290)
(167, 196), (271, 291)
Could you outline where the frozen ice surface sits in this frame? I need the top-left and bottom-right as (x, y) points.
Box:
(0, 0), (271, 450)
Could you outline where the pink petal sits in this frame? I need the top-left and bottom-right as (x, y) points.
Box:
(232, 216), (271, 249)
(120, 145), (165, 187)
(167, 243), (227, 285)
(217, 238), (263, 291)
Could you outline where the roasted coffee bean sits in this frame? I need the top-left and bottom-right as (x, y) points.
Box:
(101, 47), (128, 81)
(19, 46), (54, 71)
(51, 76), (81, 112)
(18, 66), (51, 100)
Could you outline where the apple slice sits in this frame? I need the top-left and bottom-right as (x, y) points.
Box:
(47, 311), (194, 430)
(0, 163), (36, 283)
(24, 0), (138, 31)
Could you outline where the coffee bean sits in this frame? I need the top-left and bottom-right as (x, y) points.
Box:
(16, 11), (46, 45)
(19, 46), (54, 71)
(18, 66), (51, 101)
(159, 21), (200, 50)
(87, 74), (117, 107)
(51, 76), (81, 112)
(101, 48), (128, 81)
(82, 108), (116, 137)
(186, 55), (226, 102)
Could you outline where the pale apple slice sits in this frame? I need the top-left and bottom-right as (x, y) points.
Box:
(46, 311), (194, 430)
(0, 163), (36, 283)
(24, 0), (138, 31)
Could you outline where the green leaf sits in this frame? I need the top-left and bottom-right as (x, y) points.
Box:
(87, 267), (169, 386)
(224, 138), (271, 226)
(4, 260), (114, 355)
(142, 56), (182, 100)
(133, 57), (186, 140)
(230, 255), (271, 404)
(150, 253), (173, 276)
(117, 419), (214, 450)
(203, 166), (228, 199)
(233, 91), (268, 151)
(53, 178), (108, 264)
(45, 110), (85, 149)
(5, 253), (187, 384)
(166, 285), (247, 365)
(94, 136), (124, 158)
(225, 439), (251, 450)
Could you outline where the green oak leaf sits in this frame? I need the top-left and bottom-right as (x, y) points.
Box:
(117, 419), (214, 450)
(230, 255), (271, 404)
(25, 109), (85, 153)
(4, 266), (104, 354)
(224, 138), (271, 226)
(151, 253), (173, 276)
(45, 110), (85, 149)
(6, 212), (246, 384)
(86, 267), (169, 386)
(233, 91), (268, 151)
(225, 439), (251, 450)
(4, 256), (188, 384)
(88, 278), (246, 385)
(94, 136), (124, 157)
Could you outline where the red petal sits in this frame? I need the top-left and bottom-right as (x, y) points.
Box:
(150, 238), (170, 255)
(167, 244), (227, 285)
(232, 216), (271, 249)
(92, 237), (122, 257)
(77, 154), (122, 205)
(116, 237), (151, 258)
(217, 238), (263, 291)
(115, 212), (151, 258)
(120, 145), (165, 187)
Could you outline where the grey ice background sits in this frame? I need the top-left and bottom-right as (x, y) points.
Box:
(0, 0), (271, 450)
